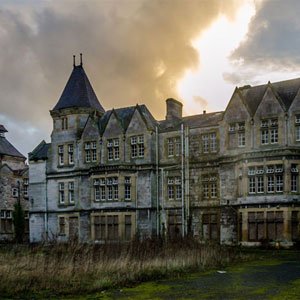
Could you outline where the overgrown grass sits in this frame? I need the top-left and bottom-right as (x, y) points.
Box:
(0, 238), (242, 298)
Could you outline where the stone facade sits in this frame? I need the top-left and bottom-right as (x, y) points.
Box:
(29, 62), (300, 247)
(0, 125), (29, 241)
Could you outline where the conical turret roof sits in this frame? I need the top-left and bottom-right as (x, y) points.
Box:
(52, 64), (105, 113)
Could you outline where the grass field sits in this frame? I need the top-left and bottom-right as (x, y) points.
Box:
(0, 238), (241, 298)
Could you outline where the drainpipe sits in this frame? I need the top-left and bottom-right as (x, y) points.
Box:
(185, 126), (190, 235)
(181, 123), (185, 236)
(285, 113), (288, 146)
(45, 176), (49, 243)
(155, 126), (160, 236)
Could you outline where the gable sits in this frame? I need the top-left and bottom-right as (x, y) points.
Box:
(81, 116), (100, 140)
(126, 108), (148, 134)
(224, 90), (250, 122)
(102, 111), (123, 137)
(255, 86), (285, 118)
(289, 86), (300, 113)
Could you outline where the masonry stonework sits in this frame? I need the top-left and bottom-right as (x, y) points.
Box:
(29, 62), (300, 247)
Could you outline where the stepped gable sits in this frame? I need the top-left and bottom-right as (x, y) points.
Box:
(29, 140), (50, 161)
(52, 60), (105, 113)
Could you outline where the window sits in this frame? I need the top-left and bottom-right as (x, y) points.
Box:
(167, 138), (174, 156)
(296, 126), (300, 142)
(261, 129), (269, 145)
(202, 213), (218, 240)
(267, 176), (274, 193)
(107, 215), (119, 240)
(261, 118), (278, 145)
(23, 178), (28, 197)
(167, 137), (181, 157)
(131, 135), (144, 158)
(113, 178), (118, 200)
(84, 141), (97, 163)
(292, 211), (299, 241)
(91, 141), (97, 162)
(228, 122), (245, 148)
(93, 176), (130, 202)
(276, 174), (283, 192)
(248, 165), (284, 195)
(202, 132), (217, 153)
(238, 132), (245, 147)
(68, 182), (74, 204)
(94, 180), (100, 202)
(295, 115), (300, 141)
(125, 215), (132, 240)
(267, 211), (283, 241)
(211, 183), (217, 198)
(0, 210), (13, 233)
(168, 210), (182, 239)
(167, 177), (181, 200)
(59, 183), (65, 204)
(291, 165), (298, 192)
(59, 217), (66, 235)
(248, 212), (264, 241)
(202, 134), (209, 153)
(202, 175), (218, 199)
(61, 117), (68, 130)
(125, 177), (131, 200)
(12, 188), (18, 198)
(93, 214), (133, 241)
(68, 144), (74, 165)
(229, 123), (235, 132)
(249, 177), (256, 194)
(210, 133), (217, 152)
(58, 145), (64, 166)
(107, 139), (119, 160)
(257, 176), (264, 193)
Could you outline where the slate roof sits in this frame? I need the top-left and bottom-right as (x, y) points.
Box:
(99, 105), (157, 134)
(238, 77), (300, 115)
(29, 140), (50, 161)
(0, 136), (25, 158)
(0, 125), (8, 133)
(159, 111), (223, 132)
(52, 65), (105, 113)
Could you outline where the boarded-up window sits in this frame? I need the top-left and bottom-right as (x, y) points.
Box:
(107, 215), (119, 240)
(292, 211), (299, 241)
(125, 215), (132, 241)
(267, 211), (283, 241)
(69, 217), (79, 240)
(202, 213), (218, 240)
(248, 212), (265, 241)
(59, 217), (65, 235)
(168, 210), (182, 239)
(94, 216), (101, 240)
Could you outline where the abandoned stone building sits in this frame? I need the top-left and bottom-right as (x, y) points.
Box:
(29, 58), (300, 247)
(0, 125), (29, 241)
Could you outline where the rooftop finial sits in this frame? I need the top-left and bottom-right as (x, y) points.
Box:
(73, 55), (76, 68)
(80, 53), (83, 66)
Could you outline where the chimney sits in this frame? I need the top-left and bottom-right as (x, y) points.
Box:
(165, 98), (183, 121)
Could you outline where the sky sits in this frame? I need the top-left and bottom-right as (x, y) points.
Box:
(1, 0), (300, 158)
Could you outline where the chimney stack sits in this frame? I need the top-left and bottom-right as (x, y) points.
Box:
(165, 98), (183, 121)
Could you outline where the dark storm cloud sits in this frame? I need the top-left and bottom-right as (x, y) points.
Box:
(0, 0), (239, 156)
(230, 0), (300, 71)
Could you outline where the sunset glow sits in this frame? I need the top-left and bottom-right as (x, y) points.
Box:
(178, 2), (256, 115)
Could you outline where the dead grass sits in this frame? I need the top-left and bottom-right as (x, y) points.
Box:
(0, 238), (241, 298)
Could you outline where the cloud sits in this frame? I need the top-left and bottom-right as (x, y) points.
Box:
(231, 0), (300, 70)
(0, 0), (240, 156)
